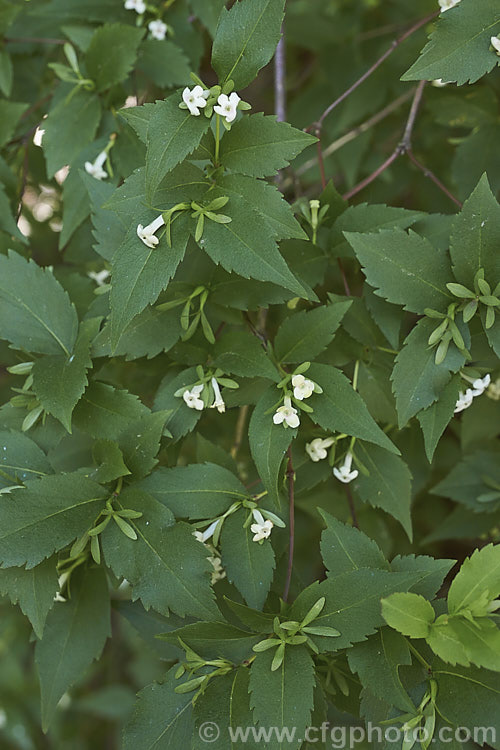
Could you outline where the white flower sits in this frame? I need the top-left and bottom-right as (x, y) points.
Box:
(470, 374), (491, 397)
(273, 396), (300, 429)
(125, 0), (146, 13)
(306, 437), (335, 462)
(208, 555), (226, 584)
(87, 269), (110, 286)
(193, 520), (219, 544)
(84, 150), (108, 180)
(454, 388), (474, 413)
(214, 92), (241, 124)
(438, 0), (460, 11)
(292, 373), (315, 401)
(182, 85), (209, 116)
(250, 510), (274, 542)
(149, 19), (168, 41)
(487, 378), (500, 401)
(53, 572), (69, 602)
(431, 79), (451, 87)
(183, 384), (204, 410)
(137, 214), (165, 248)
(491, 36), (500, 56)
(333, 452), (358, 484)
(210, 377), (225, 413)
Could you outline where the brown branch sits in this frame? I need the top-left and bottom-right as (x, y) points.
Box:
(282, 446), (295, 603)
(343, 150), (399, 202)
(345, 486), (359, 529)
(313, 11), (438, 129)
(406, 151), (463, 208)
(274, 29), (286, 123)
(5, 36), (66, 45)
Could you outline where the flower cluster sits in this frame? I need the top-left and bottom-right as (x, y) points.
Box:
(124, 0), (168, 40)
(454, 374), (491, 414)
(180, 80), (250, 126)
(176, 369), (239, 414)
(272, 364), (322, 430)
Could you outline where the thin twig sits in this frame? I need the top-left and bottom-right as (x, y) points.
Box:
(401, 80), (426, 149)
(406, 151), (463, 208)
(345, 486), (359, 529)
(343, 150), (399, 202)
(282, 446), (295, 603)
(314, 11), (438, 129)
(230, 405), (249, 459)
(275, 30), (286, 123)
(5, 36), (66, 45)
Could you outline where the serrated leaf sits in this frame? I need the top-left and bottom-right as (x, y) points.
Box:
(0, 473), (107, 567)
(35, 565), (111, 731)
(101, 488), (218, 620)
(0, 251), (78, 356)
(447, 544), (500, 615)
(249, 645), (315, 750)
(0, 429), (52, 489)
(402, 0), (500, 85)
(248, 386), (296, 511)
(138, 462), (249, 519)
(193, 669), (256, 750)
(391, 318), (466, 427)
(153, 367), (203, 442)
(123, 667), (193, 750)
(73, 381), (149, 440)
(218, 113), (316, 178)
(43, 88), (101, 178)
(417, 374), (461, 462)
(145, 95), (210, 200)
(307, 363), (399, 454)
(85, 23), (144, 91)
(213, 329), (279, 381)
(381, 592), (435, 638)
(449, 173), (500, 287)
(434, 663), (500, 736)
(354, 443), (413, 539)
(118, 411), (169, 480)
(319, 510), (389, 577)
(0, 99), (27, 148)
(220, 509), (276, 610)
(431, 449), (500, 514)
(348, 629), (415, 713)
(136, 39), (190, 88)
(345, 229), (452, 314)
(212, 0), (285, 89)
(200, 191), (307, 297)
(0, 557), (58, 639)
(91, 439), (131, 483)
(391, 555), (455, 600)
(160, 621), (260, 663)
(274, 301), (352, 364)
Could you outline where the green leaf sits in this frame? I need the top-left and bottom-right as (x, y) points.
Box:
(431, 449), (500, 514)
(123, 667), (193, 750)
(212, 0), (286, 89)
(85, 23), (144, 91)
(118, 410), (169, 480)
(289, 569), (425, 651)
(354, 443), (413, 539)
(91, 439), (131, 483)
(0, 474), (107, 567)
(193, 669), (256, 750)
(274, 301), (352, 364)
(32, 320), (95, 432)
(345, 229), (452, 314)
(190, 0), (226, 35)
(213, 329), (279, 381)
(330, 203), (424, 259)
(200, 191), (307, 297)
(145, 95), (210, 200)
(0, 48), (13, 97)
(319, 510), (389, 577)
(0, 250), (78, 356)
(249, 386), (296, 511)
(0, 181), (25, 241)
(348, 628), (415, 713)
(445, 617), (500, 671)
(160, 621), (260, 662)
(391, 555), (455, 600)
(0, 429), (52, 489)
(136, 39), (190, 88)
(220, 509), (276, 610)
(0, 557), (58, 638)
(219, 113), (316, 178)
(73, 381), (149, 440)
(101, 488), (218, 620)
(447, 544), (500, 615)
(118, 103), (156, 144)
(381, 592), (435, 638)
(153, 367), (203, 442)
(449, 174), (500, 287)
(218, 173), (306, 241)
(249, 645), (315, 750)
(402, 0), (500, 85)
(93, 305), (182, 361)
(307, 363), (399, 454)
(138, 462), (249, 519)
(35, 565), (111, 731)
(110, 219), (190, 348)
(391, 318), (466, 427)
(417, 375), (461, 462)
(0, 99), (27, 148)
(434, 663), (500, 737)
(43, 88), (101, 178)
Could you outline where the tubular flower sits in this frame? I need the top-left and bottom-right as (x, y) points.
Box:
(454, 389), (474, 414)
(183, 384), (205, 411)
(333, 452), (358, 484)
(148, 19), (167, 40)
(214, 92), (241, 123)
(438, 0), (460, 11)
(250, 510), (274, 542)
(470, 374), (491, 397)
(273, 396), (300, 429)
(491, 36), (500, 55)
(210, 377), (225, 413)
(306, 437), (335, 462)
(137, 214), (165, 248)
(84, 150), (109, 180)
(292, 374), (315, 401)
(124, 0), (146, 13)
(182, 85), (209, 116)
